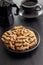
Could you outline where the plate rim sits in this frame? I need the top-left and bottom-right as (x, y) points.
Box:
(2, 27), (40, 53)
(19, 7), (43, 18)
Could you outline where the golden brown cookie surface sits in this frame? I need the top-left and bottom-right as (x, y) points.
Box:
(1, 26), (37, 51)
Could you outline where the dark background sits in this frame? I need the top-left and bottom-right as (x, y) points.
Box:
(0, 0), (43, 65)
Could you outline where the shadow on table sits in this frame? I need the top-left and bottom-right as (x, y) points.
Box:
(4, 47), (39, 59)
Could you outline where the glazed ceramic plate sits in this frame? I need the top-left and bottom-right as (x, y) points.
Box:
(19, 7), (43, 18)
(2, 27), (40, 53)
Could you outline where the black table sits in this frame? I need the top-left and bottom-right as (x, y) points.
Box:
(0, 0), (43, 65)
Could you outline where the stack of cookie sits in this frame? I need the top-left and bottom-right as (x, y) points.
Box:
(1, 26), (37, 51)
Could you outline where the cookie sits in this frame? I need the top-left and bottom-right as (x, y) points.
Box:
(1, 26), (37, 51)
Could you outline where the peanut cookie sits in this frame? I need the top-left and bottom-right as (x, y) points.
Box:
(1, 26), (37, 51)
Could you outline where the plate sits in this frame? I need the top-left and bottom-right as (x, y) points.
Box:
(2, 27), (40, 53)
(19, 7), (43, 18)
